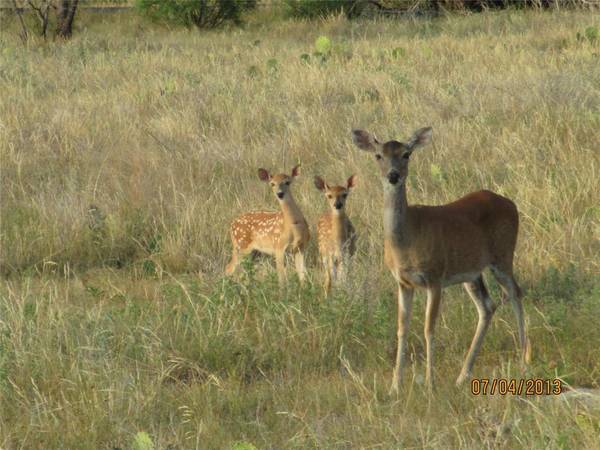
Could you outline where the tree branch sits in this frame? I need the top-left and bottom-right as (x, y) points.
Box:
(26, 0), (51, 40)
(11, 0), (29, 45)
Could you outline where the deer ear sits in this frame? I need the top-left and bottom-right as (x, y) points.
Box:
(258, 168), (270, 181)
(314, 176), (326, 191)
(291, 164), (301, 177)
(352, 129), (378, 152)
(346, 174), (357, 189)
(407, 127), (432, 151)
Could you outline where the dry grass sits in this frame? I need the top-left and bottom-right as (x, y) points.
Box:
(0, 8), (599, 449)
(1, 10), (599, 279)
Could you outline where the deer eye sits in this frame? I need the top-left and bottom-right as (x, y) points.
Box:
(327, 195), (332, 199)
(342, 193), (348, 198)
(285, 181), (291, 185)
(402, 153), (410, 160)
(375, 154), (382, 160)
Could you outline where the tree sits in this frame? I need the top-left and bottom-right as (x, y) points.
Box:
(11, 0), (80, 42)
(56, 0), (79, 38)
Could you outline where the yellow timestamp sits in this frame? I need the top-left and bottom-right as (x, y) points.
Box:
(471, 378), (562, 396)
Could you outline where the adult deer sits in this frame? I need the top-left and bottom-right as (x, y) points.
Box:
(351, 127), (530, 392)
(314, 175), (357, 294)
(225, 165), (310, 285)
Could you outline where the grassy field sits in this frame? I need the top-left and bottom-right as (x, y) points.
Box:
(1, 7), (600, 449)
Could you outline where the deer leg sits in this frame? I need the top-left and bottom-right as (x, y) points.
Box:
(275, 250), (286, 285)
(391, 284), (414, 394)
(343, 253), (352, 286)
(491, 267), (530, 368)
(336, 252), (347, 286)
(457, 275), (495, 385)
(225, 245), (240, 275)
(330, 256), (338, 286)
(294, 250), (306, 284)
(424, 284), (442, 389)
(323, 256), (332, 295)
(334, 256), (346, 287)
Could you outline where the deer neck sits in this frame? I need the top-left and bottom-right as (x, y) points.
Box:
(331, 209), (348, 242)
(383, 181), (410, 244)
(280, 193), (304, 226)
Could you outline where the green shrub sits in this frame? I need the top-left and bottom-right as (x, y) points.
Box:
(132, 432), (155, 450)
(585, 26), (599, 43)
(284, 0), (364, 19)
(136, 0), (257, 29)
(576, 26), (599, 45)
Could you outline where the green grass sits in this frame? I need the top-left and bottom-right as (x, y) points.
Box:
(1, 273), (599, 448)
(1, 7), (599, 449)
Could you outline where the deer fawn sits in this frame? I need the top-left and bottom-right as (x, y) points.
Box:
(225, 165), (310, 285)
(314, 175), (357, 294)
(352, 126), (530, 392)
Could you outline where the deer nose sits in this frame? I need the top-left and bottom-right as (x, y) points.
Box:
(334, 201), (343, 210)
(387, 171), (400, 185)
(277, 192), (285, 199)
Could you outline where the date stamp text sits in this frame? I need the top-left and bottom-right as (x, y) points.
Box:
(471, 378), (562, 396)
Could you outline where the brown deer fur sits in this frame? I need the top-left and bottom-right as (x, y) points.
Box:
(315, 175), (357, 294)
(352, 126), (530, 392)
(226, 165), (310, 284)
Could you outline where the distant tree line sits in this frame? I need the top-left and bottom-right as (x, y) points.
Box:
(10, 0), (597, 42)
(283, 0), (598, 19)
(136, 0), (598, 26)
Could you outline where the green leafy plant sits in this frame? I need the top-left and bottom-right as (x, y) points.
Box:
(315, 36), (332, 54)
(266, 58), (279, 73)
(299, 36), (351, 65)
(312, 36), (332, 64)
(142, 259), (157, 276)
(133, 431), (155, 450)
(391, 47), (406, 59)
(136, 0), (257, 29)
(430, 163), (445, 184)
(576, 26), (599, 45)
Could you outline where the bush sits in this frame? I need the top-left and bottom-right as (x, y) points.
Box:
(285, 0), (595, 20)
(284, 0), (365, 19)
(136, 0), (257, 29)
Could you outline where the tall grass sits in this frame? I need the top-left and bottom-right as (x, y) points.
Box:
(0, 272), (599, 448)
(1, 10), (598, 280)
(0, 8), (599, 449)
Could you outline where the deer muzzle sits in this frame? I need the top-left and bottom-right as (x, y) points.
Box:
(387, 171), (400, 185)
